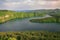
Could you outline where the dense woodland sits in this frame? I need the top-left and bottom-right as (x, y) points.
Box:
(0, 9), (60, 23)
(0, 31), (60, 40)
(30, 9), (60, 23)
(30, 17), (60, 23)
(0, 10), (47, 23)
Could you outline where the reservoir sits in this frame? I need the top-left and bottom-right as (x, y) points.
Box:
(0, 15), (60, 32)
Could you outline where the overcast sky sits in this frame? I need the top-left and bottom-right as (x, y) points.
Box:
(0, 0), (60, 10)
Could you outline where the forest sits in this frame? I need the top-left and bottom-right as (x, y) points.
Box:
(30, 9), (60, 23)
(0, 9), (60, 23)
(0, 31), (60, 40)
(0, 10), (47, 23)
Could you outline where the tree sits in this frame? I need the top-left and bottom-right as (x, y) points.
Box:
(48, 9), (60, 23)
(8, 37), (17, 40)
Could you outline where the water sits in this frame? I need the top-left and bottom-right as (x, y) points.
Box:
(0, 15), (60, 32)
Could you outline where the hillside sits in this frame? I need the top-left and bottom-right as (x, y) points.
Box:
(0, 9), (60, 23)
(0, 9), (48, 23)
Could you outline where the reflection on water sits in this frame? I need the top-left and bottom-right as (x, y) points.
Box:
(0, 15), (60, 32)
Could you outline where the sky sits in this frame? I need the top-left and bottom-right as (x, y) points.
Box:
(0, 0), (60, 10)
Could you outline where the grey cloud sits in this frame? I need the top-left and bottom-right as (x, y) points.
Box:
(33, 0), (60, 1)
(43, 0), (60, 1)
(5, 0), (25, 2)
(0, 4), (5, 10)
(0, 0), (5, 2)
(1, 0), (59, 2)
(0, 0), (60, 10)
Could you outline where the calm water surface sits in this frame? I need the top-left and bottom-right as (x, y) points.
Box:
(0, 15), (60, 32)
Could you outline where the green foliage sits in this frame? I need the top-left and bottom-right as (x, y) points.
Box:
(0, 31), (59, 40)
(30, 17), (60, 23)
(0, 10), (47, 23)
(8, 37), (17, 40)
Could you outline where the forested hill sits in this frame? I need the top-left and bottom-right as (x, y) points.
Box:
(0, 9), (50, 23)
(0, 9), (49, 16)
(0, 9), (60, 23)
(0, 9), (60, 16)
(0, 9), (53, 16)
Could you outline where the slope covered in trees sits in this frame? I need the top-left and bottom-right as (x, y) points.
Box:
(0, 10), (48, 23)
(0, 31), (60, 40)
(30, 9), (60, 23)
(0, 9), (60, 23)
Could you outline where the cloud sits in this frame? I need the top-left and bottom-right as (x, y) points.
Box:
(41, 0), (60, 1)
(5, 0), (60, 2)
(0, 0), (60, 10)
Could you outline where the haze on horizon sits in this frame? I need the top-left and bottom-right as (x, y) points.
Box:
(0, 0), (60, 10)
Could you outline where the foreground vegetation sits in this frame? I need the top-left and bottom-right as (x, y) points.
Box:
(30, 17), (60, 23)
(0, 31), (60, 40)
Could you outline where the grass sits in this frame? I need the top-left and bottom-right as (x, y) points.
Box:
(0, 31), (60, 40)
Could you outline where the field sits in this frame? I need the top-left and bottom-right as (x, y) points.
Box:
(0, 31), (60, 40)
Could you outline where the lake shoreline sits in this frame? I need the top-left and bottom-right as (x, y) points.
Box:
(30, 17), (60, 23)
